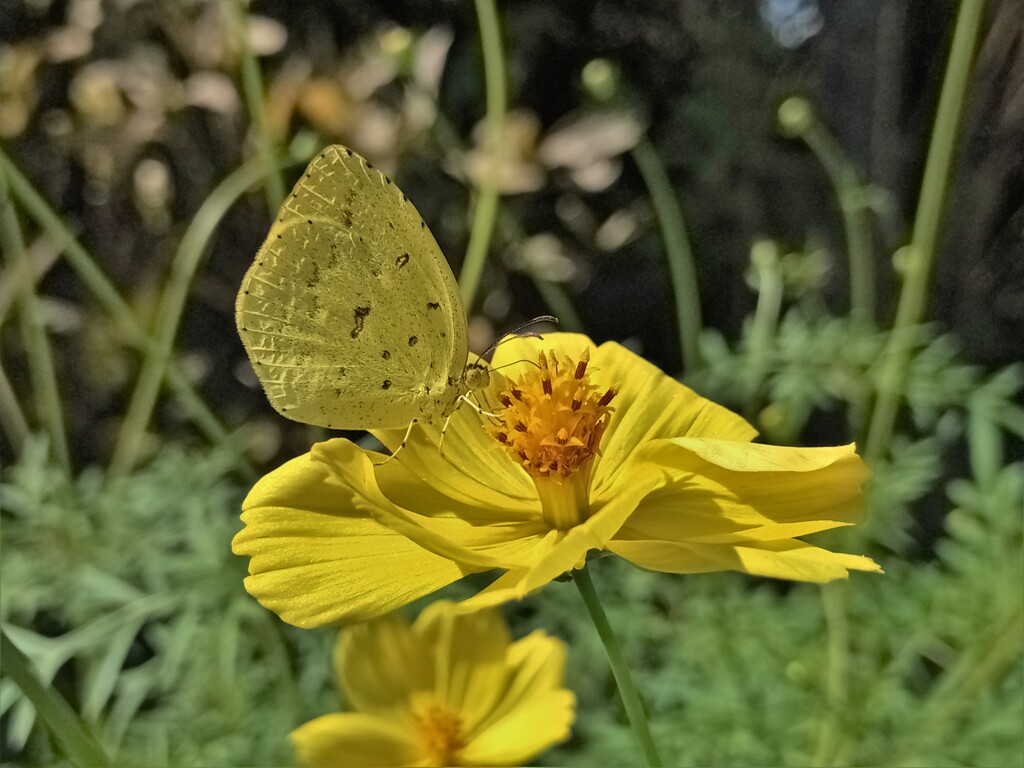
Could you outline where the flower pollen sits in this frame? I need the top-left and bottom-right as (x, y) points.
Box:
(488, 348), (616, 530)
(489, 348), (614, 479)
(413, 701), (466, 767)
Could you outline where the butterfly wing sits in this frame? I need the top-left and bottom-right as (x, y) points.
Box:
(236, 145), (469, 430)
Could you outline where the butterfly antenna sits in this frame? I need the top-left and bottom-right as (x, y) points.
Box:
(489, 358), (541, 374)
(481, 315), (558, 358)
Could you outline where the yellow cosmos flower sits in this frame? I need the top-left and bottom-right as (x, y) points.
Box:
(291, 601), (574, 767)
(233, 333), (881, 627)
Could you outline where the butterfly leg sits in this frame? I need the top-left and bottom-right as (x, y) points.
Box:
(437, 393), (500, 458)
(373, 419), (418, 466)
(460, 392), (499, 420)
(438, 410), (456, 457)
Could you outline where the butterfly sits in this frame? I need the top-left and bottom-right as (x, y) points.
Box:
(236, 145), (490, 432)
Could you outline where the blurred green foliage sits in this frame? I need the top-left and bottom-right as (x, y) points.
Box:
(2, 312), (1021, 766)
(1, 442), (333, 766)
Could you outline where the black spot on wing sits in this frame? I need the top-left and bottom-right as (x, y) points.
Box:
(351, 306), (371, 338)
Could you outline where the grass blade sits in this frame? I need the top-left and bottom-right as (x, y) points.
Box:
(0, 629), (111, 768)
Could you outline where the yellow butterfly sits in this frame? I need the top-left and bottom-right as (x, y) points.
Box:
(236, 145), (489, 432)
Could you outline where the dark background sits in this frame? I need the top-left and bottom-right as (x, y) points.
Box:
(1, 0), (1021, 468)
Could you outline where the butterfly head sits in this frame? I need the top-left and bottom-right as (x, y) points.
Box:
(462, 361), (491, 394)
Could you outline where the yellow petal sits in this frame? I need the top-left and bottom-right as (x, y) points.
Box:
(373, 436), (535, 524)
(232, 445), (470, 627)
(456, 568), (536, 612)
(607, 538), (882, 582)
(459, 689), (576, 766)
(291, 712), (419, 768)
(415, 604), (512, 733)
(471, 631), (569, 732)
(620, 439), (869, 542)
(312, 441), (549, 569)
(458, 471), (663, 610)
(336, 613), (434, 716)
(588, 341), (758, 488)
(733, 540), (882, 580)
(371, 372), (537, 513)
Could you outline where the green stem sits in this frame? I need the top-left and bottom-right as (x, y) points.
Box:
(631, 138), (703, 373)
(0, 629), (111, 768)
(812, 582), (850, 767)
(531, 278), (584, 332)
(802, 124), (875, 324)
(0, 160), (70, 471)
(574, 565), (663, 767)
(226, 0), (286, 213)
(0, 149), (252, 474)
(742, 241), (784, 413)
(110, 156), (268, 477)
(0, 234), (60, 328)
(459, 0), (507, 310)
(865, 0), (986, 463)
(0, 359), (30, 450)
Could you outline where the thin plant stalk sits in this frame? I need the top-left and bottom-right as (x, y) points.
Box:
(812, 582), (851, 767)
(531, 278), (584, 332)
(0, 359), (30, 451)
(0, 150), (248, 470)
(0, 163), (70, 471)
(801, 124), (875, 324)
(0, 237), (60, 328)
(226, 0), (286, 213)
(865, 0), (987, 463)
(574, 565), (664, 767)
(458, 0), (507, 309)
(110, 156), (268, 476)
(631, 138), (703, 372)
(0, 630), (111, 768)
(741, 241), (784, 413)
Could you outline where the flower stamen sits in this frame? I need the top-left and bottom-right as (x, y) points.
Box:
(413, 701), (466, 767)
(487, 348), (615, 530)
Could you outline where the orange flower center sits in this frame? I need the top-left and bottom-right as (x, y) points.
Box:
(414, 702), (466, 766)
(488, 348), (616, 530)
